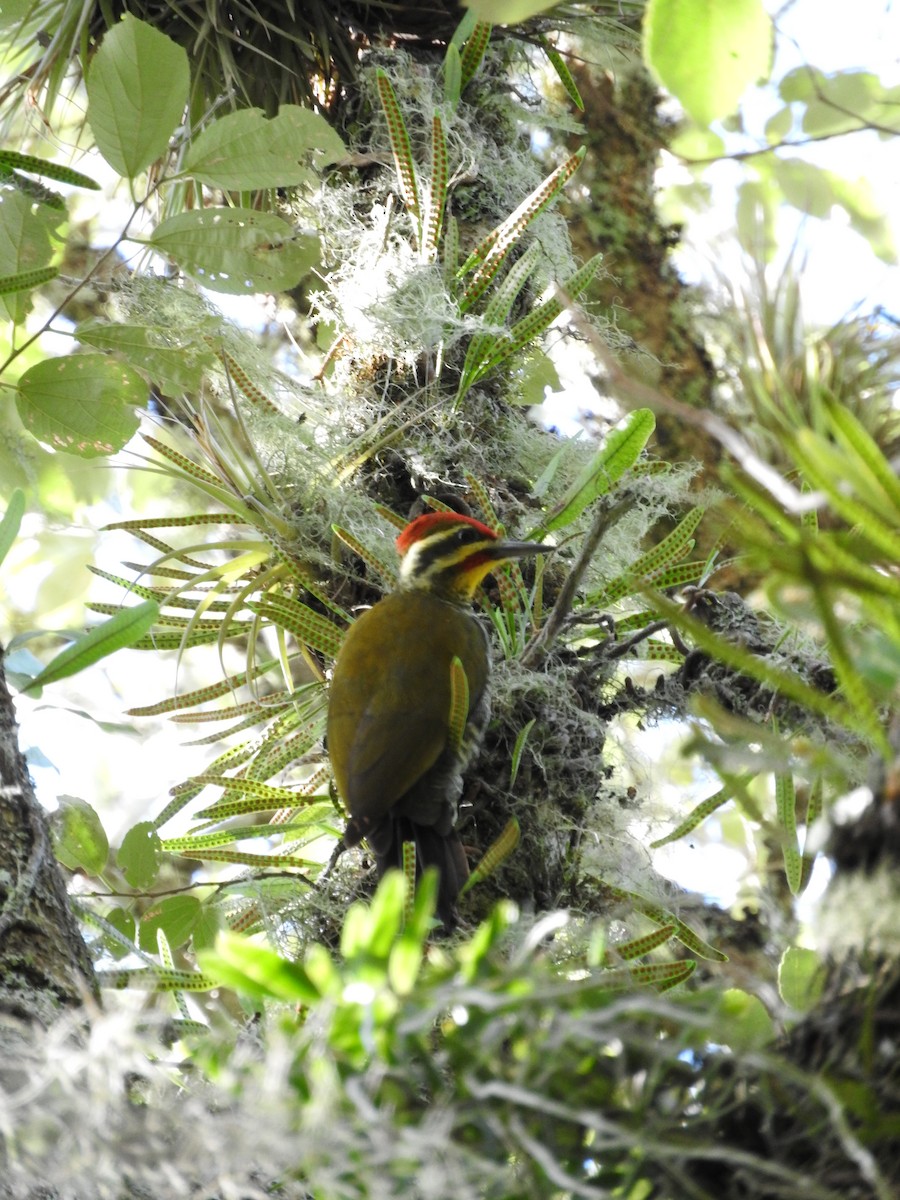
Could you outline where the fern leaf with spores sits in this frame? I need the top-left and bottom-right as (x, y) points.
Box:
(625, 961), (696, 991)
(127, 663), (281, 717)
(217, 347), (281, 415)
(601, 880), (728, 962)
(650, 777), (753, 848)
(402, 842), (418, 924)
(461, 470), (500, 531)
(96, 967), (220, 993)
(457, 147), (585, 284)
(509, 720), (536, 789)
(799, 776), (824, 891)
(475, 253), (603, 379)
(247, 715), (329, 782)
(443, 213), (460, 285)
(140, 435), (224, 489)
(461, 818), (519, 895)
(373, 503), (408, 531)
(375, 69), (420, 224)
(181, 710), (296, 747)
(247, 595), (345, 659)
(538, 34), (584, 111)
(423, 114), (448, 262)
(457, 242), (542, 397)
(605, 925), (676, 963)
(459, 20), (492, 90)
(775, 767), (803, 895)
(448, 657), (470, 756)
(588, 507), (705, 605)
(0, 266), (58, 295)
(641, 639), (684, 662)
(0, 148), (99, 190)
(332, 524), (398, 590)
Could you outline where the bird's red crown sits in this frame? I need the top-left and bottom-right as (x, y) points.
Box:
(396, 512), (497, 556)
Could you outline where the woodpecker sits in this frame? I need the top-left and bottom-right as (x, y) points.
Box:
(327, 511), (550, 927)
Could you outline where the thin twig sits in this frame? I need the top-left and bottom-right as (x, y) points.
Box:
(522, 498), (631, 667)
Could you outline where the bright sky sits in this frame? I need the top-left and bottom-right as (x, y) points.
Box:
(666, 0), (900, 324)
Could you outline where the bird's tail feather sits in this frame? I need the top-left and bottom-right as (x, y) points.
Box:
(370, 817), (469, 929)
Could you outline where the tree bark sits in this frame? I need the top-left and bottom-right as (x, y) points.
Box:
(0, 649), (97, 1023)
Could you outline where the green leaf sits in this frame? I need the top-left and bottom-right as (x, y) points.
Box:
(668, 126), (725, 161)
(102, 908), (137, 958)
(510, 349), (561, 406)
(0, 488), (25, 568)
(16, 353), (145, 456)
(0, 265), (58, 295)
(149, 208), (319, 294)
(459, 20), (492, 90)
(716, 988), (775, 1050)
(51, 796), (109, 875)
(0, 149), (100, 190)
(0, 2), (41, 28)
(197, 931), (320, 1003)
(644, 0), (773, 126)
(764, 105), (794, 145)
(443, 42), (462, 107)
(784, 69), (900, 139)
(827, 402), (900, 511)
(775, 771), (803, 895)
(86, 16), (189, 177)
(0, 189), (62, 322)
(191, 904), (223, 951)
(772, 158), (896, 262)
(464, 0), (563, 20)
(536, 408), (655, 534)
(778, 946), (825, 1013)
(138, 895), (201, 952)
(539, 35), (583, 110)
(76, 320), (214, 394)
(363, 871), (407, 960)
(22, 600), (160, 693)
(118, 820), (162, 889)
(183, 106), (345, 190)
(375, 70), (420, 221)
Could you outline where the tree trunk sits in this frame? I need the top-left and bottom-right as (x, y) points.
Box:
(0, 651), (97, 1023)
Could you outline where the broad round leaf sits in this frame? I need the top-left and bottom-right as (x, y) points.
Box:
(86, 16), (189, 177)
(51, 796), (109, 875)
(16, 353), (145, 456)
(118, 821), (163, 889)
(139, 895), (201, 952)
(778, 947), (825, 1013)
(184, 106), (346, 191)
(76, 320), (215, 394)
(644, 0), (773, 127)
(149, 207), (320, 294)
